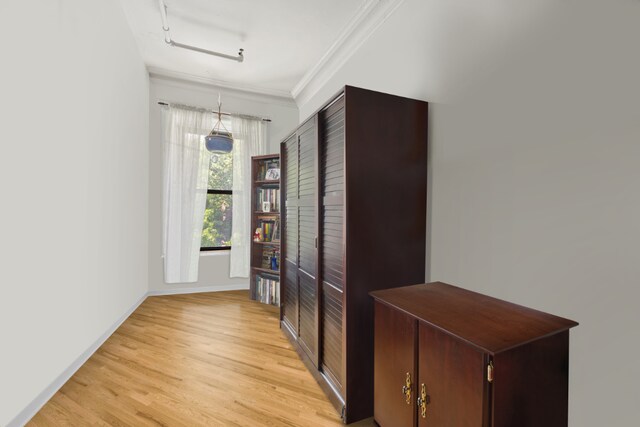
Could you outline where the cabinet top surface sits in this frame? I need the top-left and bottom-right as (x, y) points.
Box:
(370, 282), (578, 354)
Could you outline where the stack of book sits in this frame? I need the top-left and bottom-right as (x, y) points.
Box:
(255, 275), (280, 306)
(257, 218), (278, 242)
(257, 188), (280, 212)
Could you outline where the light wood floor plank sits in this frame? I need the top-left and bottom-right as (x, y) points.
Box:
(27, 291), (374, 426)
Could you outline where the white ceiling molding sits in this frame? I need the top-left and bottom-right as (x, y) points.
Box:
(147, 66), (295, 102)
(290, 0), (379, 98)
(149, 73), (298, 108)
(291, 0), (406, 107)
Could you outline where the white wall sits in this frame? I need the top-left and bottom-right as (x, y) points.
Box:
(148, 77), (298, 293)
(297, 0), (640, 425)
(0, 1), (149, 426)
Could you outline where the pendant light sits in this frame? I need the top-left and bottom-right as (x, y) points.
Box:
(205, 94), (233, 153)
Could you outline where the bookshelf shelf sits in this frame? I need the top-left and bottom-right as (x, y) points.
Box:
(250, 154), (281, 307)
(253, 241), (280, 247)
(252, 267), (280, 275)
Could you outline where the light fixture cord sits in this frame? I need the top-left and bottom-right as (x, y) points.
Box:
(214, 93), (230, 133)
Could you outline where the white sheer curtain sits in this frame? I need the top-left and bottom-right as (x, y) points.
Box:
(230, 116), (267, 277)
(161, 106), (212, 283)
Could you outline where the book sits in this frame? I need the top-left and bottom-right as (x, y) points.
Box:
(255, 274), (280, 306)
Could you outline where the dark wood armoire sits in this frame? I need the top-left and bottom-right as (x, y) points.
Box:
(280, 86), (429, 423)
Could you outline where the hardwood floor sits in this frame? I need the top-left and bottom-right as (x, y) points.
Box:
(28, 291), (372, 426)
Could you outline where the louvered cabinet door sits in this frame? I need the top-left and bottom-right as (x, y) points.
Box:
(319, 97), (345, 394)
(296, 118), (319, 365)
(281, 133), (299, 335)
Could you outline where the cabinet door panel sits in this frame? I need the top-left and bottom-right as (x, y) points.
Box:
(418, 323), (486, 427)
(298, 124), (316, 199)
(295, 118), (319, 365)
(298, 206), (316, 276)
(320, 100), (345, 291)
(321, 282), (343, 392)
(284, 206), (298, 265)
(282, 259), (298, 334)
(283, 133), (298, 266)
(298, 270), (317, 362)
(374, 302), (416, 427)
(281, 134), (298, 335)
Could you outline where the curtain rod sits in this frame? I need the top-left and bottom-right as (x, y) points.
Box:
(157, 101), (272, 122)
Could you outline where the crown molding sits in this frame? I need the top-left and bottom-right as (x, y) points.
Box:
(147, 66), (295, 102)
(149, 72), (298, 109)
(290, 0), (379, 98)
(291, 0), (406, 107)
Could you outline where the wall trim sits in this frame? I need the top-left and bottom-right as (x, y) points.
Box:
(147, 283), (250, 296)
(7, 291), (148, 427)
(9, 284), (250, 426)
(292, 0), (406, 108)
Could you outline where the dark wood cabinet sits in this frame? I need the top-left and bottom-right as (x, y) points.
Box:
(280, 86), (429, 423)
(371, 282), (579, 427)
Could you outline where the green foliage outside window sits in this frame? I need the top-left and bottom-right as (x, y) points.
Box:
(201, 152), (233, 248)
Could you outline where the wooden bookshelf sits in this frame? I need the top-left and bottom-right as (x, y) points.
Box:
(250, 154), (281, 306)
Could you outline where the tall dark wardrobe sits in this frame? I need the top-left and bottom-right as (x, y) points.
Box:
(280, 86), (428, 423)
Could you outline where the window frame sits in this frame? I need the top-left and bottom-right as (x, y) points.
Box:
(200, 188), (233, 252)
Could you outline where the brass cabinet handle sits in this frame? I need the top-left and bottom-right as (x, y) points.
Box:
(401, 372), (412, 404)
(416, 383), (430, 418)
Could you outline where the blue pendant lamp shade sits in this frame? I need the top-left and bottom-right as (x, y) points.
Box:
(205, 130), (233, 153)
(205, 95), (233, 153)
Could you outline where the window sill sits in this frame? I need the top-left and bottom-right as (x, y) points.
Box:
(200, 250), (230, 257)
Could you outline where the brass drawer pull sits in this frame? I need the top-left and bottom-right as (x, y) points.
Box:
(417, 383), (430, 418)
(401, 372), (412, 404)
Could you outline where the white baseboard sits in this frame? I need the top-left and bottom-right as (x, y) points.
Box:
(8, 284), (249, 426)
(147, 283), (249, 296)
(7, 291), (148, 427)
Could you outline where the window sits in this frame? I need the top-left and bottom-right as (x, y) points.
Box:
(201, 148), (233, 251)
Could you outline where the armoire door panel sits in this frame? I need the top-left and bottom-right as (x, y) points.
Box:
(284, 206), (298, 265)
(298, 134), (316, 198)
(322, 107), (345, 196)
(319, 96), (346, 401)
(323, 161), (343, 173)
(374, 302), (416, 427)
(282, 133), (298, 336)
(284, 135), (298, 199)
(418, 323), (486, 427)
(322, 204), (344, 290)
(320, 101), (344, 287)
(282, 259), (298, 335)
(295, 117), (318, 364)
(321, 282), (344, 393)
(298, 270), (318, 362)
(298, 205), (316, 277)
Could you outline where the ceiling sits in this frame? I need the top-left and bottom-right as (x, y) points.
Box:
(120, 0), (371, 99)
